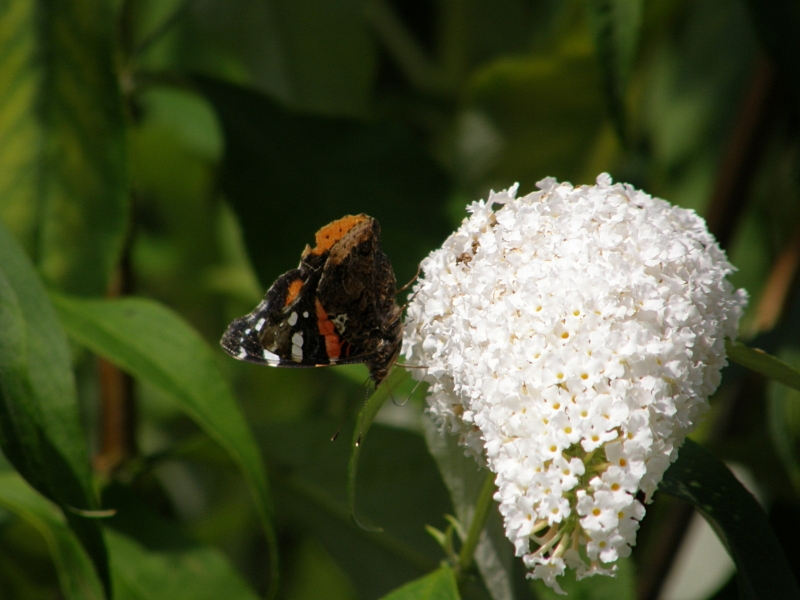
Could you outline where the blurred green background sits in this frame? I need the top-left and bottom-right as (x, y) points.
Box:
(1, 0), (800, 598)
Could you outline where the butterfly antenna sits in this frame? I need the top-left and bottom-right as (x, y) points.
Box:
(382, 374), (404, 407)
(396, 264), (421, 295)
(388, 364), (427, 406)
(331, 376), (372, 442)
(395, 289), (421, 321)
(409, 376), (425, 397)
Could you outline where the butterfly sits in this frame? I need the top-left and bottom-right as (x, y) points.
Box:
(220, 215), (403, 385)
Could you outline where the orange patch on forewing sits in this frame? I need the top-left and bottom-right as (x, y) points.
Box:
(315, 299), (342, 359)
(284, 278), (303, 306)
(306, 215), (368, 256)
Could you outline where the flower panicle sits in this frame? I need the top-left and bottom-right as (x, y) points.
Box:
(403, 174), (747, 592)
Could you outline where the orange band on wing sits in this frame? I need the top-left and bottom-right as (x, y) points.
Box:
(284, 278), (303, 306)
(305, 215), (368, 256)
(315, 299), (342, 359)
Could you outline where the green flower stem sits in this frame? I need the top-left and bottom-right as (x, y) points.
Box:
(457, 470), (497, 576)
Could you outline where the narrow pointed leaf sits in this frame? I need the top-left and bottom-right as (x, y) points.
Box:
(50, 293), (278, 589)
(659, 439), (800, 600)
(727, 340), (800, 392)
(0, 472), (105, 600)
(0, 0), (128, 295)
(378, 565), (460, 600)
(0, 222), (109, 594)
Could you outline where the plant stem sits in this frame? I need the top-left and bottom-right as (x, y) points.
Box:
(457, 470), (496, 576)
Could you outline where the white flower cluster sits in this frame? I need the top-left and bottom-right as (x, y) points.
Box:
(402, 174), (747, 593)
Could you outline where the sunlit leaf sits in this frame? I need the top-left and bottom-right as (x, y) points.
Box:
(0, 222), (109, 595)
(378, 565), (460, 600)
(659, 439), (800, 599)
(50, 293), (278, 591)
(0, 473), (104, 600)
(0, 0), (128, 295)
(727, 340), (800, 392)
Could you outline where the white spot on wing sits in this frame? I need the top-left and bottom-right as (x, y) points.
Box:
(262, 349), (280, 362)
(244, 328), (252, 335)
(303, 311), (309, 318)
(288, 312), (298, 326)
(255, 318), (266, 331)
(237, 348), (248, 359)
(331, 313), (348, 333)
(291, 332), (304, 362)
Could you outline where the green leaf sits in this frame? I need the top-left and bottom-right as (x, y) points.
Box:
(347, 369), (410, 531)
(581, 0), (642, 140)
(192, 75), (452, 288)
(378, 565), (460, 600)
(49, 293), (278, 591)
(0, 222), (109, 595)
(103, 484), (260, 600)
(422, 416), (515, 600)
(0, 472), (104, 600)
(727, 340), (800, 392)
(261, 419), (448, 599)
(0, 0), (128, 295)
(659, 439), (800, 600)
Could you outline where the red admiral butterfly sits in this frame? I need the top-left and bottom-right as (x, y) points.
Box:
(220, 215), (402, 385)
